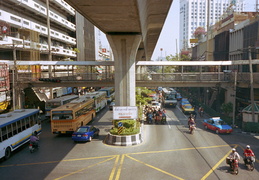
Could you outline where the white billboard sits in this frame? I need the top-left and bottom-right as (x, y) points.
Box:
(113, 106), (138, 120)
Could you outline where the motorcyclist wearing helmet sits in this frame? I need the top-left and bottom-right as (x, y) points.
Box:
(30, 131), (39, 147)
(188, 115), (195, 130)
(227, 148), (240, 172)
(243, 145), (255, 165)
(229, 148), (240, 161)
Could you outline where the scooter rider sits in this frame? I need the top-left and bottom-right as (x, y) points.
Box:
(228, 148), (240, 169)
(243, 145), (255, 165)
(30, 131), (39, 147)
(188, 115), (195, 130)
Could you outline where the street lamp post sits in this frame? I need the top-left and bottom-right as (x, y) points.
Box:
(248, 46), (255, 122)
(232, 70), (237, 127)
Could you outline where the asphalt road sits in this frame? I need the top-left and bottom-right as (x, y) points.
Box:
(0, 105), (258, 180)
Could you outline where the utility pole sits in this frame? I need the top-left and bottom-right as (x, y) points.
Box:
(12, 45), (17, 110)
(232, 70), (237, 127)
(206, 0), (210, 61)
(248, 46), (255, 122)
(46, 0), (53, 99)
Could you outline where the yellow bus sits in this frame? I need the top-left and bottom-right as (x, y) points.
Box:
(50, 97), (96, 134)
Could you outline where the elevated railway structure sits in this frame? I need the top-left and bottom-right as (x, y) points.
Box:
(3, 59), (259, 89)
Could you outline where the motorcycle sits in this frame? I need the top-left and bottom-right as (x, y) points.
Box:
(29, 141), (39, 153)
(244, 156), (255, 171)
(189, 124), (196, 134)
(226, 157), (239, 175)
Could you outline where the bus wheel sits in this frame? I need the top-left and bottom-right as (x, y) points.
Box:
(5, 147), (11, 160)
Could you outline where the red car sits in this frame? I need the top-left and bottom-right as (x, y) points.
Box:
(203, 117), (233, 134)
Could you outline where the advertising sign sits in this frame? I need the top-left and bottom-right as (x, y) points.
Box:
(113, 106), (138, 120)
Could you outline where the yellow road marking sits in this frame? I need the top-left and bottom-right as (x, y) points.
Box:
(1, 144), (242, 180)
(115, 154), (125, 180)
(0, 155), (116, 168)
(201, 145), (238, 180)
(54, 156), (116, 180)
(109, 155), (120, 180)
(128, 144), (230, 155)
(126, 154), (184, 180)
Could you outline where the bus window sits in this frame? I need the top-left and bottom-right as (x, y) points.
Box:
(21, 119), (26, 131)
(17, 120), (22, 133)
(0, 129), (2, 142)
(1, 127), (7, 141)
(25, 117), (30, 129)
(7, 124), (12, 138)
(12, 122), (17, 135)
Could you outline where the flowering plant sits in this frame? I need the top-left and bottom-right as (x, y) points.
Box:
(193, 27), (206, 38)
(180, 50), (189, 56)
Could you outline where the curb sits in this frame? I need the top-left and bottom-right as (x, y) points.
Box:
(104, 132), (143, 146)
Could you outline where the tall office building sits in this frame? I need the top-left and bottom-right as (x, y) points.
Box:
(179, 0), (251, 50)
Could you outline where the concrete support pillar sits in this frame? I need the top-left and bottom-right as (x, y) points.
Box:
(107, 34), (141, 106)
(136, 49), (145, 81)
(225, 87), (235, 107)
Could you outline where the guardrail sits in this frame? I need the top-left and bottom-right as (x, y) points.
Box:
(12, 71), (259, 83)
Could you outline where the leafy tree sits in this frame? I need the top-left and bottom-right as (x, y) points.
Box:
(221, 102), (233, 115)
(135, 87), (153, 106)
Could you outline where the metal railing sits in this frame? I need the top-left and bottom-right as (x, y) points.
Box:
(13, 71), (259, 84)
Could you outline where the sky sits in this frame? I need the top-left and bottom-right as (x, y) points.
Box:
(96, 0), (256, 61)
(96, 0), (180, 61)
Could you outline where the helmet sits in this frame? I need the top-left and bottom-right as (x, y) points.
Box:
(33, 131), (38, 136)
(232, 148), (236, 152)
(246, 145), (250, 149)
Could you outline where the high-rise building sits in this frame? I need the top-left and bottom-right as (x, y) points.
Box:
(179, 0), (251, 50)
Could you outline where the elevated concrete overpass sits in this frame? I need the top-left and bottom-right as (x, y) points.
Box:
(64, 0), (173, 106)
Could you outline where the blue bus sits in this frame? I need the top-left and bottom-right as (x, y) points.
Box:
(98, 87), (115, 103)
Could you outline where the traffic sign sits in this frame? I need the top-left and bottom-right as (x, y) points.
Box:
(118, 122), (123, 127)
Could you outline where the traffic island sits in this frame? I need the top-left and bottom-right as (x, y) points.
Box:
(104, 132), (143, 146)
(104, 106), (144, 146)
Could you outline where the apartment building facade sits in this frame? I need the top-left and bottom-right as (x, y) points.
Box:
(179, 0), (247, 50)
(0, 0), (95, 61)
(0, 0), (96, 111)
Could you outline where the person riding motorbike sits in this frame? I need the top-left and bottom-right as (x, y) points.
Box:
(227, 148), (240, 172)
(188, 115), (195, 130)
(243, 145), (255, 165)
(30, 131), (39, 147)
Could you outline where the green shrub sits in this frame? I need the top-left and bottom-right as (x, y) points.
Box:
(243, 122), (259, 133)
(110, 119), (140, 135)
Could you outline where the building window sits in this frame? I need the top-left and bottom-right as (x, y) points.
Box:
(11, 16), (21, 23)
(23, 21), (29, 25)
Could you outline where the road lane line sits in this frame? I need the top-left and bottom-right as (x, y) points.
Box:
(54, 156), (116, 180)
(126, 154), (184, 180)
(0, 155), (116, 168)
(109, 155), (120, 180)
(115, 154), (125, 180)
(201, 145), (238, 180)
(128, 144), (231, 155)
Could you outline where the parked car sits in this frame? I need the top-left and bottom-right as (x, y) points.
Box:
(109, 101), (115, 110)
(203, 117), (233, 134)
(72, 126), (100, 142)
(181, 104), (195, 114)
